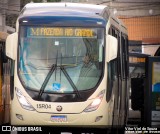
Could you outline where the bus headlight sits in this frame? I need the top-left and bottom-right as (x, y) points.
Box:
(84, 90), (105, 112)
(16, 88), (35, 111)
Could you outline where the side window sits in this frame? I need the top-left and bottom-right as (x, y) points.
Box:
(117, 33), (122, 78)
(125, 36), (129, 78)
(121, 36), (125, 78)
(106, 59), (117, 102)
(121, 35), (128, 79)
(112, 28), (115, 37)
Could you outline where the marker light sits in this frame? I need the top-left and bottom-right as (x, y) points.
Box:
(95, 116), (103, 122)
(84, 90), (105, 112)
(16, 88), (35, 111)
(22, 20), (28, 23)
(16, 114), (23, 120)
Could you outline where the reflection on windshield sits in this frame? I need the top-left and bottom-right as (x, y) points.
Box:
(19, 26), (104, 93)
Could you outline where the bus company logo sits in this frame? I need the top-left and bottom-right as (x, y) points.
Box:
(56, 105), (62, 112)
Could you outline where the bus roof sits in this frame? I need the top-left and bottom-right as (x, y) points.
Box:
(21, 3), (107, 17)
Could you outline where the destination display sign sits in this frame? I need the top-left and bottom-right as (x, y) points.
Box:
(129, 53), (149, 67)
(129, 57), (146, 63)
(27, 27), (97, 37)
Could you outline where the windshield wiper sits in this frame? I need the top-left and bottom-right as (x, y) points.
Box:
(37, 64), (81, 100)
(38, 50), (58, 99)
(37, 52), (81, 100)
(60, 66), (81, 99)
(37, 63), (56, 99)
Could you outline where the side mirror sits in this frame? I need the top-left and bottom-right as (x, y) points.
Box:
(6, 33), (18, 60)
(106, 35), (118, 62)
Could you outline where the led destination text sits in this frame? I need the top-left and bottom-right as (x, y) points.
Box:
(28, 27), (96, 37)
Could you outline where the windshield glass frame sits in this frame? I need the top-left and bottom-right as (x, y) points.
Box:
(17, 25), (105, 94)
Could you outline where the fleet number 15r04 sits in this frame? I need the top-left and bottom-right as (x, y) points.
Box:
(37, 104), (51, 109)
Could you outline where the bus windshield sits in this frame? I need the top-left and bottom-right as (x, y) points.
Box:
(18, 26), (104, 93)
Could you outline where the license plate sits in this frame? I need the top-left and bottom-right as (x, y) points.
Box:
(51, 115), (67, 122)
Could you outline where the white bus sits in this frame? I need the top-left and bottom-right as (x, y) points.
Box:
(6, 3), (129, 127)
